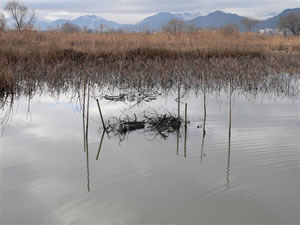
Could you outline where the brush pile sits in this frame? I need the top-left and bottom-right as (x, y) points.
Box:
(105, 112), (181, 141)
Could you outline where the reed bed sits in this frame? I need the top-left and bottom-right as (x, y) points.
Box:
(1, 30), (300, 61)
(0, 30), (300, 98)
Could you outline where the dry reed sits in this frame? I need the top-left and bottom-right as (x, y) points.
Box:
(1, 30), (299, 61)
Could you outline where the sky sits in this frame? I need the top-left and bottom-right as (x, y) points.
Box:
(0, 0), (299, 24)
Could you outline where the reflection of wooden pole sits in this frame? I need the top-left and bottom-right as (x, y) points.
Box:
(86, 142), (90, 192)
(203, 72), (207, 135)
(184, 103), (187, 157)
(176, 83), (181, 156)
(86, 84), (90, 151)
(176, 130), (180, 155)
(178, 84), (180, 119)
(96, 130), (105, 160)
(227, 81), (232, 185)
(200, 131), (205, 163)
(201, 89), (207, 162)
(26, 93), (32, 121)
(86, 83), (90, 192)
(82, 82), (86, 152)
(184, 126), (187, 158)
(184, 103), (187, 128)
(203, 91), (207, 136)
(96, 99), (106, 131)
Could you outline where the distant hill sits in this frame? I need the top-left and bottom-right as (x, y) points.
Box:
(30, 8), (300, 32)
(35, 15), (121, 30)
(189, 11), (244, 29)
(122, 12), (201, 32)
(255, 8), (300, 31)
(136, 12), (179, 31)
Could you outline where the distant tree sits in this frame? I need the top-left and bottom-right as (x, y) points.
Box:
(4, 0), (36, 31)
(242, 17), (260, 31)
(162, 18), (185, 34)
(60, 22), (81, 33)
(278, 12), (300, 36)
(0, 12), (6, 31)
(96, 24), (110, 33)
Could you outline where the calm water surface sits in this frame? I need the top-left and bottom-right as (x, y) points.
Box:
(0, 87), (299, 224)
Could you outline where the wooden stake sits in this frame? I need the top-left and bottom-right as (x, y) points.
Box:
(96, 99), (106, 131)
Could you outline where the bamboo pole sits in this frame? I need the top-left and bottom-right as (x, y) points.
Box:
(96, 130), (105, 160)
(96, 99), (106, 131)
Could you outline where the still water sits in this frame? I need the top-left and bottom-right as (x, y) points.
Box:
(1, 86), (299, 224)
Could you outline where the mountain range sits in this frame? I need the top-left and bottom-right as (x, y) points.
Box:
(32, 8), (300, 32)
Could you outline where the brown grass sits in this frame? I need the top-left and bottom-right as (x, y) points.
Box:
(1, 30), (299, 61)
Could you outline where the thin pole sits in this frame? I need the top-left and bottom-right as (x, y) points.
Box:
(96, 130), (105, 160)
(96, 99), (106, 131)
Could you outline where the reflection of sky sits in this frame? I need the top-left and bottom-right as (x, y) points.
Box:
(0, 89), (299, 224)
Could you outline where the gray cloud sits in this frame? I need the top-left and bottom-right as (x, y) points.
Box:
(1, 0), (299, 23)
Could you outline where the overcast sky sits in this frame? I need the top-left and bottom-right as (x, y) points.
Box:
(0, 0), (299, 23)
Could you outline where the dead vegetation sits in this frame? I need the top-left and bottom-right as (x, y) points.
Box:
(1, 30), (300, 63)
(105, 112), (182, 142)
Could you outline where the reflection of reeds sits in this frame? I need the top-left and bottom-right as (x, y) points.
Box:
(0, 94), (14, 135)
(1, 57), (300, 101)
